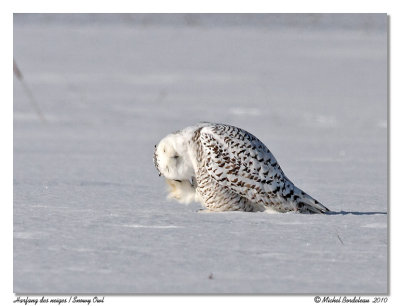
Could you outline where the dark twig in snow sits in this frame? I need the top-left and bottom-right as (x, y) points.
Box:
(14, 59), (46, 123)
(336, 233), (344, 245)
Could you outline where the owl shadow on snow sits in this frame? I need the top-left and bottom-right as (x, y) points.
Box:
(325, 211), (387, 216)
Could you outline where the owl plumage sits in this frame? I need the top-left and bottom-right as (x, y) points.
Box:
(153, 123), (329, 214)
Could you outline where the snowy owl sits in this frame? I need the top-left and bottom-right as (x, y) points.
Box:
(153, 123), (329, 214)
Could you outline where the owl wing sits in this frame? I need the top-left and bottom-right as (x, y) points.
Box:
(197, 124), (296, 208)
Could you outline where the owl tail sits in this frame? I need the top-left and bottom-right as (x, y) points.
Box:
(293, 187), (330, 214)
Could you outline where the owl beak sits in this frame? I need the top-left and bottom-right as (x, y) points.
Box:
(153, 144), (162, 177)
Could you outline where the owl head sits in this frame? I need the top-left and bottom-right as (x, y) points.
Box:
(153, 133), (195, 181)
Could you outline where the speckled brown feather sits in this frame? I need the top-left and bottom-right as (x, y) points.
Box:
(192, 123), (329, 213)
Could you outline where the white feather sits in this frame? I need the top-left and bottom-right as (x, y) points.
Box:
(154, 122), (329, 214)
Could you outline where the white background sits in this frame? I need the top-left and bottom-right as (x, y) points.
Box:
(2, 0), (398, 305)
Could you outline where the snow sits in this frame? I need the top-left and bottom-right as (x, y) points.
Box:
(13, 14), (387, 294)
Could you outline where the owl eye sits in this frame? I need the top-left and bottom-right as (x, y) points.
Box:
(173, 155), (179, 159)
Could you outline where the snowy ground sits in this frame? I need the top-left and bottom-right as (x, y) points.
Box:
(13, 14), (387, 294)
